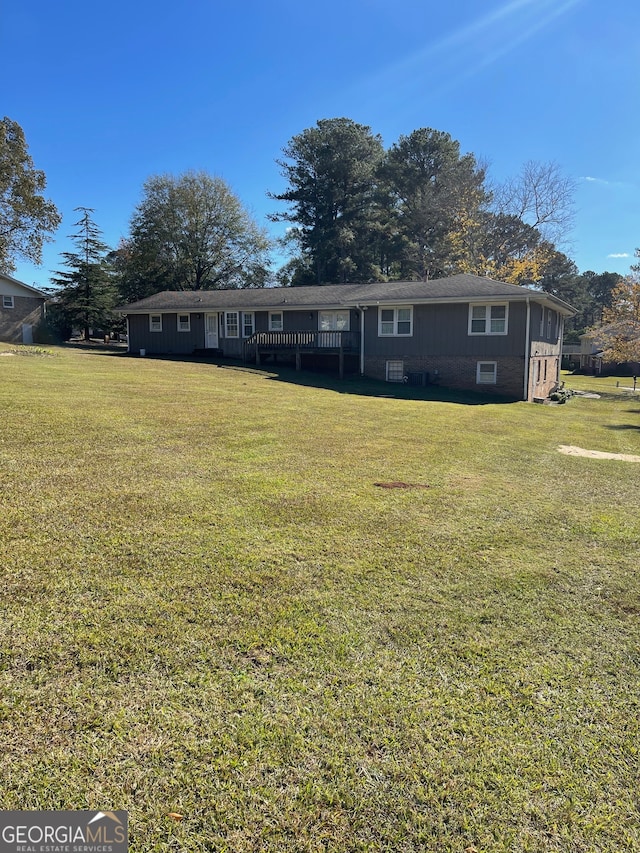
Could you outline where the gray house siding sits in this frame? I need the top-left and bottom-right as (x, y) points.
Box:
(119, 277), (574, 400)
(128, 313), (205, 354)
(362, 302), (531, 397)
(364, 302), (528, 359)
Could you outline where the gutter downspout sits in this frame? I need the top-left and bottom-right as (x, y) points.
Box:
(523, 297), (531, 401)
(126, 316), (131, 354)
(358, 306), (366, 375)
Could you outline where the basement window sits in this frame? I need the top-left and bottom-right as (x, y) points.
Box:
(476, 361), (497, 384)
(386, 360), (405, 382)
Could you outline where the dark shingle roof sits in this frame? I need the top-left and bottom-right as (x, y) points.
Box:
(117, 274), (575, 315)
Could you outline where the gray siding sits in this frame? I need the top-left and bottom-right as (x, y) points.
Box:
(364, 301), (529, 358)
(128, 313), (205, 354)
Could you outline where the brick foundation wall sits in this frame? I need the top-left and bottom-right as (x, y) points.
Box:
(364, 355), (526, 399)
(528, 355), (561, 401)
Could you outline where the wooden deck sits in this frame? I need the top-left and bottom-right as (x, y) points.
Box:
(243, 330), (360, 378)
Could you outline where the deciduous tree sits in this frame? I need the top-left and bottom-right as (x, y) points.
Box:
(592, 271), (640, 363)
(493, 160), (575, 247)
(0, 117), (61, 271)
(119, 171), (271, 300)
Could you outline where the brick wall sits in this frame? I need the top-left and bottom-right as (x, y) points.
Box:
(364, 354), (526, 399)
(0, 296), (45, 343)
(528, 355), (561, 401)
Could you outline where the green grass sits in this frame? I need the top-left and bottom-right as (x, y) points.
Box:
(1, 343), (639, 852)
(562, 369), (640, 398)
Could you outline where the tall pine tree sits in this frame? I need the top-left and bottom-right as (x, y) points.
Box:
(50, 208), (117, 340)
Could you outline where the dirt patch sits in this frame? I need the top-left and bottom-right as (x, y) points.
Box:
(374, 482), (430, 489)
(558, 445), (640, 462)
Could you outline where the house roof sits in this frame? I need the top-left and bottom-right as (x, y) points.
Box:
(117, 274), (576, 316)
(0, 272), (47, 298)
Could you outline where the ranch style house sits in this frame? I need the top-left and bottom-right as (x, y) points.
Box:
(118, 274), (575, 401)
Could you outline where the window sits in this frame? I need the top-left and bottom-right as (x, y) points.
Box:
(319, 310), (350, 331)
(469, 304), (507, 335)
(477, 361), (497, 384)
(225, 311), (239, 338)
(547, 310), (553, 339)
(2, 295), (14, 309)
(177, 314), (190, 332)
(386, 360), (405, 382)
(539, 308), (545, 338)
(242, 312), (255, 337)
(378, 306), (413, 336)
(269, 312), (283, 331)
(149, 314), (162, 332)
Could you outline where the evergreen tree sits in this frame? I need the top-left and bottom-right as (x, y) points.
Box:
(270, 118), (384, 284)
(377, 128), (489, 280)
(50, 208), (117, 340)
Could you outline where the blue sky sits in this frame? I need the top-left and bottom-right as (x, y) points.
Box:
(4, 0), (639, 288)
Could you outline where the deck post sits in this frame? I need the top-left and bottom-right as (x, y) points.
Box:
(256, 348), (261, 367)
(296, 347), (302, 371)
(339, 346), (344, 379)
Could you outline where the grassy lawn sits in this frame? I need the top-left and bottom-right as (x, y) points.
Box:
(1, 344), (639, 852)
(562, 369), (640, 398)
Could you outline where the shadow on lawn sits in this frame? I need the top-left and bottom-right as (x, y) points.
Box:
(62, 341), (129, 356)
(81, 346), (515, 405)
(216, 362), (515, 406)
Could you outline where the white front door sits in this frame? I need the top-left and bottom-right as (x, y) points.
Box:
(318, 311), (350, 346)
(205, 313), (218, 348)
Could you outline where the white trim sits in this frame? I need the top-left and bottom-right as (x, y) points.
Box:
(225, 311), (239, 338)
(242, 311), (255, 338)
(378, 306), (413, 337)
(269, 311), (283, 331)
(2, 295), (15, 308)
(149, 314), (162, 332)
(469, 303), (508, 336)
(476, 361), (497, 384)
(177, 313), (191, 332)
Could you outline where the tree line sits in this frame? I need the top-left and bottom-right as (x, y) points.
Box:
(0, 115), (632, 349)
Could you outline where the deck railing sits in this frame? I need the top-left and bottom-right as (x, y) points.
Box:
(244, 330), (360, 353)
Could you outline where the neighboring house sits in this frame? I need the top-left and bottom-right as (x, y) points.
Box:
(579, 326), (640, 374)
(0, 273), (47, 344)
(562, 343), (582, 371)
(117, 274), (575, 401)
